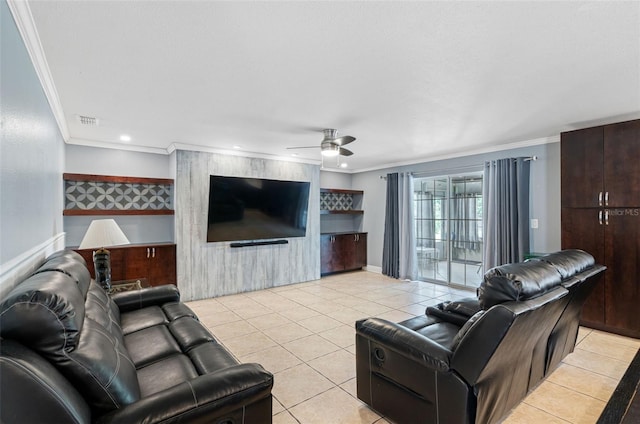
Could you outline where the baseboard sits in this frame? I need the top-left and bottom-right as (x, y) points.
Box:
(364, 265), (382, 274)
(0, 233), (66, 298)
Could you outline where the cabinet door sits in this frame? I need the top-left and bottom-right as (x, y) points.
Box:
(149, 244), (177, 286)
(339, 234), (359, 271)
(561, 126), (604, 208)
(321, 235), (343, 274)
(604, 120), (640, 207)
(355, 233), (367, 269)
(125, 246), (152, 280)
(561, 208), (605, 325)
(604, 210), (640, 336)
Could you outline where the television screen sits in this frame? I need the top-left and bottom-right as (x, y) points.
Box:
(207, 175), (310, 242)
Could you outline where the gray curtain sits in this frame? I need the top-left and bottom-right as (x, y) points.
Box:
(398, 172), (417, 280)
(382, 173), (399, 278)
(483, 158), (530, 270)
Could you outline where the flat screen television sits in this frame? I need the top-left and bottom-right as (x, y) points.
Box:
(206, 175), (310, 243)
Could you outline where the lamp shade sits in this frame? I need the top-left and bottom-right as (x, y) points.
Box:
(79, 219), (130, 249)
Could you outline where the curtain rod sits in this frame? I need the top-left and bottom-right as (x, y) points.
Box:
(379, 156), (537, 180)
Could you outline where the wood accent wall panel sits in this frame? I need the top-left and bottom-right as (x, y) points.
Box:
(174, 150), (320, 301)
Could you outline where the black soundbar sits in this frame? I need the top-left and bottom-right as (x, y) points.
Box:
(229, 240), (289, 248)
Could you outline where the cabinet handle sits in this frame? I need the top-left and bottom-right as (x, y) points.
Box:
(598, 210), (603, 225)
(354, 234), (357, 242)
(605, 192), (609, 206)
(598, 192), (603, 206)
(147, 248), (150, 258)
(605, 209), (609, 226)
(152, 248), (156, 258)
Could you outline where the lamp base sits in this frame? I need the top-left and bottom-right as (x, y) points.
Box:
(93, 248), (112, 291)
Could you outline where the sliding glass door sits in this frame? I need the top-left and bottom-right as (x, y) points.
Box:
(414, 173), (483, 288)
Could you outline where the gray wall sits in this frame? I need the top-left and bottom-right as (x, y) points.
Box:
(64, 144), (174, 246)
(174, 150), (320, 301)
(1, 0), (65, 294)
(352, 142), (561, 269)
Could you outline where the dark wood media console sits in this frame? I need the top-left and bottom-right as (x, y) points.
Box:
(74, 242), (177, 287)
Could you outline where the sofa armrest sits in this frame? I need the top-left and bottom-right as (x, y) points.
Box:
(426, 297), (482, 327)
(96, 363), (273, 424)
(111, 285), (180, 312)
(356, 318), (451, 372)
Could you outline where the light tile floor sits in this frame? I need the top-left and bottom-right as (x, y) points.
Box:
(185, 271), (640, 424)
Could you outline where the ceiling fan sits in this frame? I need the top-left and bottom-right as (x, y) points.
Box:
(287, 129), (356, 157)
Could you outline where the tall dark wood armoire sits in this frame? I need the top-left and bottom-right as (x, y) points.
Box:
(561, 118), (640, 338)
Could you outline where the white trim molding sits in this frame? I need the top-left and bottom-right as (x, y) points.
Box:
(0, 233), (66, 298)
(6, 0), (70, 142)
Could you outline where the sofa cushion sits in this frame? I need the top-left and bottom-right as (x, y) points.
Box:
(124, 325), (182, 367)
(85, 281), (123, 340)
(120, 306), (169, 335)
(34, 255), (92, 296)
(60, 317), (141, 414)
(532, 249), (595, 280)
(136, 354), (199, 397)
(0, 271), (85, 355)
(169, 316), (216, 351)
(478, 260), (562, 309)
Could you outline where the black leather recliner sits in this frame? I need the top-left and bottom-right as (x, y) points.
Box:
(355, 249), (605, 424)
(0, 250), (273, 424)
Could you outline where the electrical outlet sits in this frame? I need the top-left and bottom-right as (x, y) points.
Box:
(531, 219), (539, 229)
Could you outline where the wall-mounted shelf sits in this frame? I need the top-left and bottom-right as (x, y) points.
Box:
(320, 188), (364, 214)
(63, 173), (174, 216)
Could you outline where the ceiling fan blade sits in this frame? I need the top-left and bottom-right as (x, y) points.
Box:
(286, 146), (320, 150)
(334, 135), (355, 146)
(339, 147), (354, 156)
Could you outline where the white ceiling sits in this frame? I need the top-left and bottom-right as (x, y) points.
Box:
(21, 0), (640, 172)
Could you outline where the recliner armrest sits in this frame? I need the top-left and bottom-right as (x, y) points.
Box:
(95, 363), (273, 424)
(426, 297), (482, 327)
(356, 318), (451, 372)
(111, 285), (180, 312)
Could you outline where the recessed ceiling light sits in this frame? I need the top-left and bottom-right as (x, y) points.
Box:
(340, 163), (348, 168)
(233, 145), (241, 149)
(119, 134), (131, 142)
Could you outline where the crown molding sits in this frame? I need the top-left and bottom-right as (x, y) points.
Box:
(351, 134), (560, 174)
(66, 137), (170, 155)
(7, 0), (70, 142)
(168, 142), (322, 166)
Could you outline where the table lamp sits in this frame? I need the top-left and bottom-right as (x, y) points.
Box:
(79, 219), (130, 290)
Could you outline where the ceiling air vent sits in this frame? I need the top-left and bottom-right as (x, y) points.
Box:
(76, 115), (99, 126)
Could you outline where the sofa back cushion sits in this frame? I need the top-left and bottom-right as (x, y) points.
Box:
(0, 271), (85, 356)
(531, 249), (595, 280)
(34, 255), (92, 296)
(0, 270), (140, 414)
(478, 260), (562, 310)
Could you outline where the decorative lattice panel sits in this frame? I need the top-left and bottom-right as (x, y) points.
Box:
(320, 192), (354, 211)
(65, 180), (173, 211)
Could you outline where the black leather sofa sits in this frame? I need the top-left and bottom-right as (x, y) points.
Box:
(356, 249), (605, 424)
(0, 250), (273, 424)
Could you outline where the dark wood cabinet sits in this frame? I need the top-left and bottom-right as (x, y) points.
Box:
(561, 119), (640, 338)
(75, 243), (177, 287)
(321, 233), (367, 275)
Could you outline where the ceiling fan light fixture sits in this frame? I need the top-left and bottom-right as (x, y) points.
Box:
(321, 144), (340, 157)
